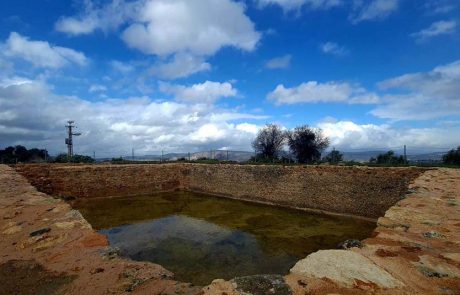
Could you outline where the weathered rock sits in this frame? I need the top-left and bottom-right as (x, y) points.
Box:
(202, 279), (237, 295)
(337, 239), (362, 249)
(29, 227), (51, 237)
(290, 250), (404, 289)
(2, 224), (22, 235)
(54, 221), (77, 230)
(99, 247), (121, 260)
(423, 231), (446, 239)
(414, 255), (460, 279)
(232, 274), (292, 295)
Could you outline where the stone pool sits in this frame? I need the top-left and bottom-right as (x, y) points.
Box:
(73, 191), (375, 286)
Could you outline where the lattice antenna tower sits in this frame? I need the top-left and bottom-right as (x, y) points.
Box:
(65, 120), (82, 159)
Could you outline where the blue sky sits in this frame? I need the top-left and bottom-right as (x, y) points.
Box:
(0, 0), (459, 156)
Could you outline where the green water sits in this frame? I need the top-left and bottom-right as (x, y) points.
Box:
(72, 191), (375, 286)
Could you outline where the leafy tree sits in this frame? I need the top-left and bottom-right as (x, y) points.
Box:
(324, 149), (343, 164)
(442, 146), (460, 165)
(72, 155), (95, 163)
(371, 150), (405, 165)
(252, 124), (285, 160)
(0, 145), (49, 163)
(111, 157), (124, 163)
(54, 153), (94, 163)
(286, 125), (329, 164)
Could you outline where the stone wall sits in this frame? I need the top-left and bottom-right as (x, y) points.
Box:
(15, 164), (425, 219)
(14, 164), (188, 199)
(187, 164), (424, 219)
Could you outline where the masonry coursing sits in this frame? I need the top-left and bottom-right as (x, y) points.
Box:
(15, 164), (425, 219)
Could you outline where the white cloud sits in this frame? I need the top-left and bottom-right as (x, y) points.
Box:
(350, 0), (399, 24)
(54, 0), (140, 35)
(265, 55), (291, 69)
(55, 17), (99, 36)
(0, 79), (264, 155)
(411, 20), (457, 42)
(424, 0), (457, 14)
(89, 84), (107, 93)
(257, 0), (342, 12)
(55, 0), (260, 79)
(57, 0), (260, 56)
(121, 0), (260, 56)
(110, 60), (135, 73)
(320, 42), (348, 56)
(267, 81), (379, 105)
(150, 53), (211, 80)
(159, 81), (237, 104)
(318, 120), (460, 151)
(2, 32), (88, 69)
(372, 60), (460, 120)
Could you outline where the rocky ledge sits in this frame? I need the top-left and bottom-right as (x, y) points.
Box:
(0, 165), (200, 295)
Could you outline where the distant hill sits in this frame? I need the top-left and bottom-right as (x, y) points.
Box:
(343, 151), (446, 163)
(342, 151), (383, 162)
(97, 150), (447, 163)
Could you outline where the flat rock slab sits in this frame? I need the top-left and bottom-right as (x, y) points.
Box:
(291, 250), (404, 288)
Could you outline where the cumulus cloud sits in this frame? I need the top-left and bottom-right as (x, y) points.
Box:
(56, 0), (260, 55)
(320, 42), (348, 56)
(55, 0), (260, 79)
(2, 32), (88, 69)
(0, 78), (263, 155)
(350, 0), (399, 24)
(265, 55), (291, 69)
(159, 81), (237, 104)
(256, 0), (342, 12)
(267, 81), (379, 105)
(150, 53), (211, 80)
(121, 0), (260, 56)
(411, 20), (457, 42)
(318, 120), (460, 151)
(372, 60), (460, 120)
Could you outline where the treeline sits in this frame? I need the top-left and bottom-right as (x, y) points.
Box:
(250, 124), (460, 166)
(442, 146), (460, 165)
(0, 146), (49, 164)
(0, 146), (94, 164)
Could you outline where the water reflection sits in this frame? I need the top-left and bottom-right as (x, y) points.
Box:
(73, 191), (375, 285)
(101, 215), (296, 285)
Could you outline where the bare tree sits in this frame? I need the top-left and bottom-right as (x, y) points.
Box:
(287, 125), (329, 164)
(252, 124), (285, 160)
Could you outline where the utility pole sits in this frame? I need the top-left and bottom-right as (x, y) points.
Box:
(132, 148), (135, 161)
(404, 145), (407, 165)
(65, 121), (81, 160)
(93, 151), (96, 160)
(161, 150), (164, 162)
